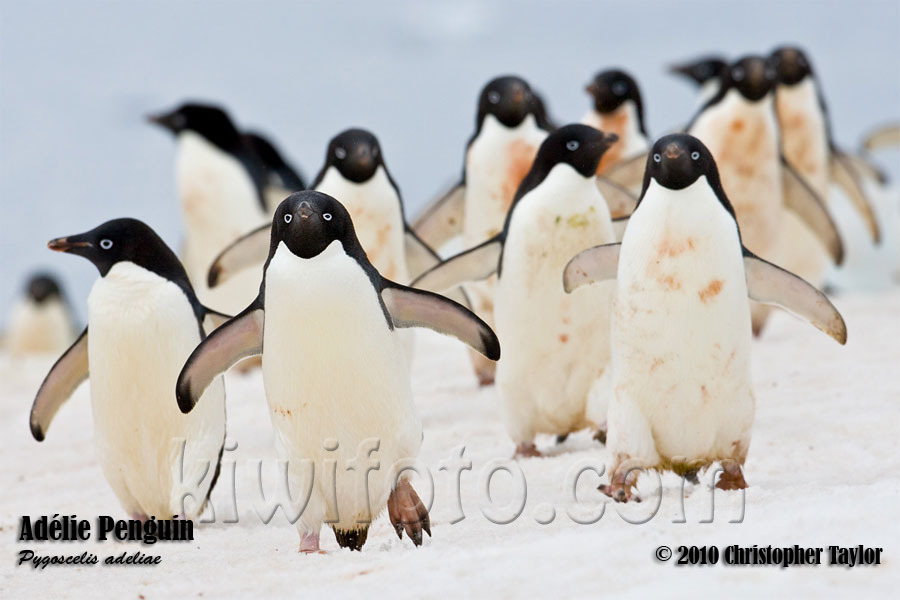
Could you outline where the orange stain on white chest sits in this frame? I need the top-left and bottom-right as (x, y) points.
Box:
(502, 139), (538, 210)
(595, 108), (629, 174)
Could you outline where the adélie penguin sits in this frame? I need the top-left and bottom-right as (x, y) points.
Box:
(582, 70), (650, 176)
(31, 219), (227, 520)
(413, 125), (619, 457)
(176, 191), (500, 553)
(563, 134), (846, 501)
(686, 55), (845, 335)
(242, 131), (307, 212)
(412, 75), (550, 385)
(5, 273), (77, 357)
(147, 102), (270, 315)
(207, 128), (445, 288)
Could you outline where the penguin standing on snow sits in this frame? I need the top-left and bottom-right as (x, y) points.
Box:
(5, 273), (77, 357)
(563, 134), (846, 501)
(31, 219), (227, 520)
(207, 128), (444, 288)
(686, 55), (845, 335)
(411, 75), (551, 385)
(242, 131), (307, 213)
(768, 45), (883, 289)
(176, 191), (500, 553)
(413, 125), (619, 457)
(147, 102), (270, 315)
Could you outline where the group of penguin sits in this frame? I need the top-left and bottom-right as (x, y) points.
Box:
(9, 44), (899, 553)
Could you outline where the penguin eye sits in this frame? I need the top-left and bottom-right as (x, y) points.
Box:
(335, 147), (346, 160)
(372, 146), (379, 158)
(612, 81), (628, 96)
(566, 140), (580, 151)
(99, 239), (113, 250)
(487, 91), (501, 104)
(653, 153), (661, 163)
(284, 214), (292, 224)
(323, 213), (333, 222)
(732, 66), (745, 82)
(691, 151), (700, 160)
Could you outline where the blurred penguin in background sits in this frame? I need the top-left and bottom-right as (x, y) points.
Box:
(5, 273), (77, 357)
(669, 55), (728, 106)
(582, 69), (650, 176)
(242, 131), (307, 213)
(147, 102), (271, 315)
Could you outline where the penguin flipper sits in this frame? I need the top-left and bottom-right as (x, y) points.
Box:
(838, 149), (888, 185)
(612, 217), (629, 243)
(596, 177), (638, 218)
(862, 122), (900, 152)
(780, 159), (844, 265)
(742, 249), (846, 344)
(177, 303), (264, 413)
(403, 227), (473, 309)
(411, 181), (465, 250)
(563, 243), (621, 293)
(410, 237), (502, 294)
(30, 327), (89, 441)
(603, 152), (647, 190)
(202, 308), (234, 333)
(829, 149), (881, 243)
(381, 284), (500, 360)
(207, 224), (270, 288)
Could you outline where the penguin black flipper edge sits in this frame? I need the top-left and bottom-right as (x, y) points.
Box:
(207, 224), (271, 288)
(742, 248), (846, 344)
(562, 243), (621, 293)
(380, 282), (499, 361)
(780, 159), (844, 265)
(828, 148), (881, 243)
(30, 327), (89, 441)
(177, 301), (264, 413)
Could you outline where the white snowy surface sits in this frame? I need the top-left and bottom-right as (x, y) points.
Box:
(1, 290), (899, 598)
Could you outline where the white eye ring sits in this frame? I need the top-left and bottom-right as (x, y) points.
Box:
(284, 214), (292, 224)
(335, 147), (346, 159)
(323, 213), (332, 221)
(653, 153), (661, 163)
(566, 140), (579, 151)
(691, 151), (700, 160)
(100, 239), (113, 250)
(612, 81), (628, 96)
(487, 91), (501, 104)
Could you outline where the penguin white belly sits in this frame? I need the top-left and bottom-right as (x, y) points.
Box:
(690, 91), (783, 260)
(87, 262), (225, 518)
(775, 80), (831, 286)
(261, 242), (421, 533)
(494, 168), (615, 442)
(610, 180), (754, 466)
(6, 299), (73, 357)
(315, 167), (409, 283)
(176, 132), (268, 313)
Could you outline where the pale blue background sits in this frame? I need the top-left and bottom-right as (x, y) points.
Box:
(1, 0), (898, 322)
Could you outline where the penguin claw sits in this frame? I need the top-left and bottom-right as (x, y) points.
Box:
(593, 428), (607, 445)
(599, 480), (639, 503)
(387, 480), (430, 547)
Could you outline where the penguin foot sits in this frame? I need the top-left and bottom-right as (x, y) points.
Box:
(387, 480), (431, 547)
(599, 471), (639, 503)
(593, 427), (607, 445)
(715, 462), (748, 491)
(476, 371), (495, 387)
(514, 442), (542, 458)
(298, 532), (325, 554)
(555, 433), (569, 444)
(333, 526), (369, 551)
(683, 469), (700, 485)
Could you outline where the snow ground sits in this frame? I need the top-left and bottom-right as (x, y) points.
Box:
(1, 289), (899, 598)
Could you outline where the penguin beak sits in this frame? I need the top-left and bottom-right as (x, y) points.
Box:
(664, 142), (684, 160)
(146, 111), (178, 133)
(48, 237), (91, 254)
(586, 82), (601, 97)
(298, 201), (314, 220)
(353, 145), (373, 170)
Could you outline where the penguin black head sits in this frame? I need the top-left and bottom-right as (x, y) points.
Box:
(48, 218), (185, 279)
(535, 124), (619, 177)
(147, 102), (241, 148)
(586, 70), (642, 113)
(769, 46), (814, 86)
(323, 128), (385, 184)
(25, 273), (62, 304)
(477, 76), (539, 129)
(642, 134), (735, 218)
(271, 191), (357, 259)
(669, 56), (728, 86)
(722, 56), (776, 102)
